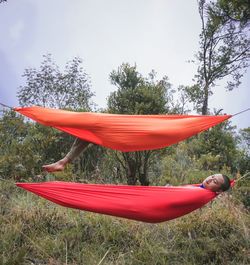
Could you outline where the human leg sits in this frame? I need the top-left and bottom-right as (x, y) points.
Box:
(42, 138), (90, 172)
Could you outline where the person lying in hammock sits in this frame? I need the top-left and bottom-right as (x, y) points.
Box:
(42, 138), (231, 193)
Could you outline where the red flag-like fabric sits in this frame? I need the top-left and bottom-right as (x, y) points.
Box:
(14, 106), (231, 152)
(16, 182), (217, 223)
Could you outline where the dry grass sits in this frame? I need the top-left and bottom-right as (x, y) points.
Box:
(0, 180), (249, 265)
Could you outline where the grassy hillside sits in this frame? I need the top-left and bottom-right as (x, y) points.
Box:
(0, 180), (249, 265)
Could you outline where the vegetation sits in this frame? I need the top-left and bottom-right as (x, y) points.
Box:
(186, 0), (250, 114)
(107, 63), (181, 185)
(18, 54), (94, 110)
(0, 0), (249, 264)
(1, 93), (249, 265)
(0, 169), (249, 265)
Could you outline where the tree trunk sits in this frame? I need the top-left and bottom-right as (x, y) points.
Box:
(139, 172), (149, 186)
(126, 159), (137, 185)
(138, 151), (151, 186)
(201, 84), (209, 115)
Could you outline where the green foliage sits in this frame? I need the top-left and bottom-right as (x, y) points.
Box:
(107, 64), (184, 185)
(0, 109), (74, 180)
(159, 130), (250, 211)
(71, 144), (107, 182)
(239, 127), (250, 154)
(233, 177), (250, 209)
(192, 123), (250, 176)
(18, 54), (94, 110)
(108, 64), (172, 115)
(13, 54), (100, 181)
(1, 109), (249, 265)
(208, 0), (250, 27)
(0, 110), (33, 179)
(158, 122), (248, 186)
(93, 149), (127, 184)
(194, 120), (240, 173)
(195, 121), (239, 172)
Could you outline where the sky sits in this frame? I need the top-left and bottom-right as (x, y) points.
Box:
(0, 0), (249, 129)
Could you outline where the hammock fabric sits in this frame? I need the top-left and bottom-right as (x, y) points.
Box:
(14, 106), (231, 152)
(17, 181), (219, 223)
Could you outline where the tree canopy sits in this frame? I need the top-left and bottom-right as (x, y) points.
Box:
(18, 54), (94, 110)
(107, 63), (186, 185)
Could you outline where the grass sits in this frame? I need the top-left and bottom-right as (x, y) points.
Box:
(0, 180), (249, 265)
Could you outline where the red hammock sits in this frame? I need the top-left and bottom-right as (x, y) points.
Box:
(14, 106), (231, 152)
(17, 182), (219, 223)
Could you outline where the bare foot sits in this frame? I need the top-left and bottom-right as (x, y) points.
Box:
(42, 158), (69, 172)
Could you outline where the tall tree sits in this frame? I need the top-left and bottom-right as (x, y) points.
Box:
(107, 63), (179, 185)
(18, 54), (94, 110)
(17, 55), (98, 180)
(187, 0), (250, 114)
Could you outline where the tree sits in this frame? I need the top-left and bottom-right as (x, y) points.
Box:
(107, 63), (179, 185)
(208, 0), (250, 27)
(236, 127), (250, 174)
(197, 121), (239, 171)
(18, 54), (94, 110)
(0, 109), (74, 180)
(16, 54), (99, 180)
(187, 0), (250, 114)
(0, 110), (28, 178)
(239, 127), (250, 153)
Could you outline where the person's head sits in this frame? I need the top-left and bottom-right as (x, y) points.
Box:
(202, 174), (231, 192)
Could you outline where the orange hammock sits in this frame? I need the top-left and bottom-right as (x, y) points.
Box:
(16, 181), (223, 223)
(14, 106), (231, 152)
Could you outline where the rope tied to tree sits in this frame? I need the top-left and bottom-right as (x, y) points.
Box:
(232, 108), (250, 117)
(0, 102), (13, 110)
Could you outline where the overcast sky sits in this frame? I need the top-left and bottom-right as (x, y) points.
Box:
(0, 0), (249, 129)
